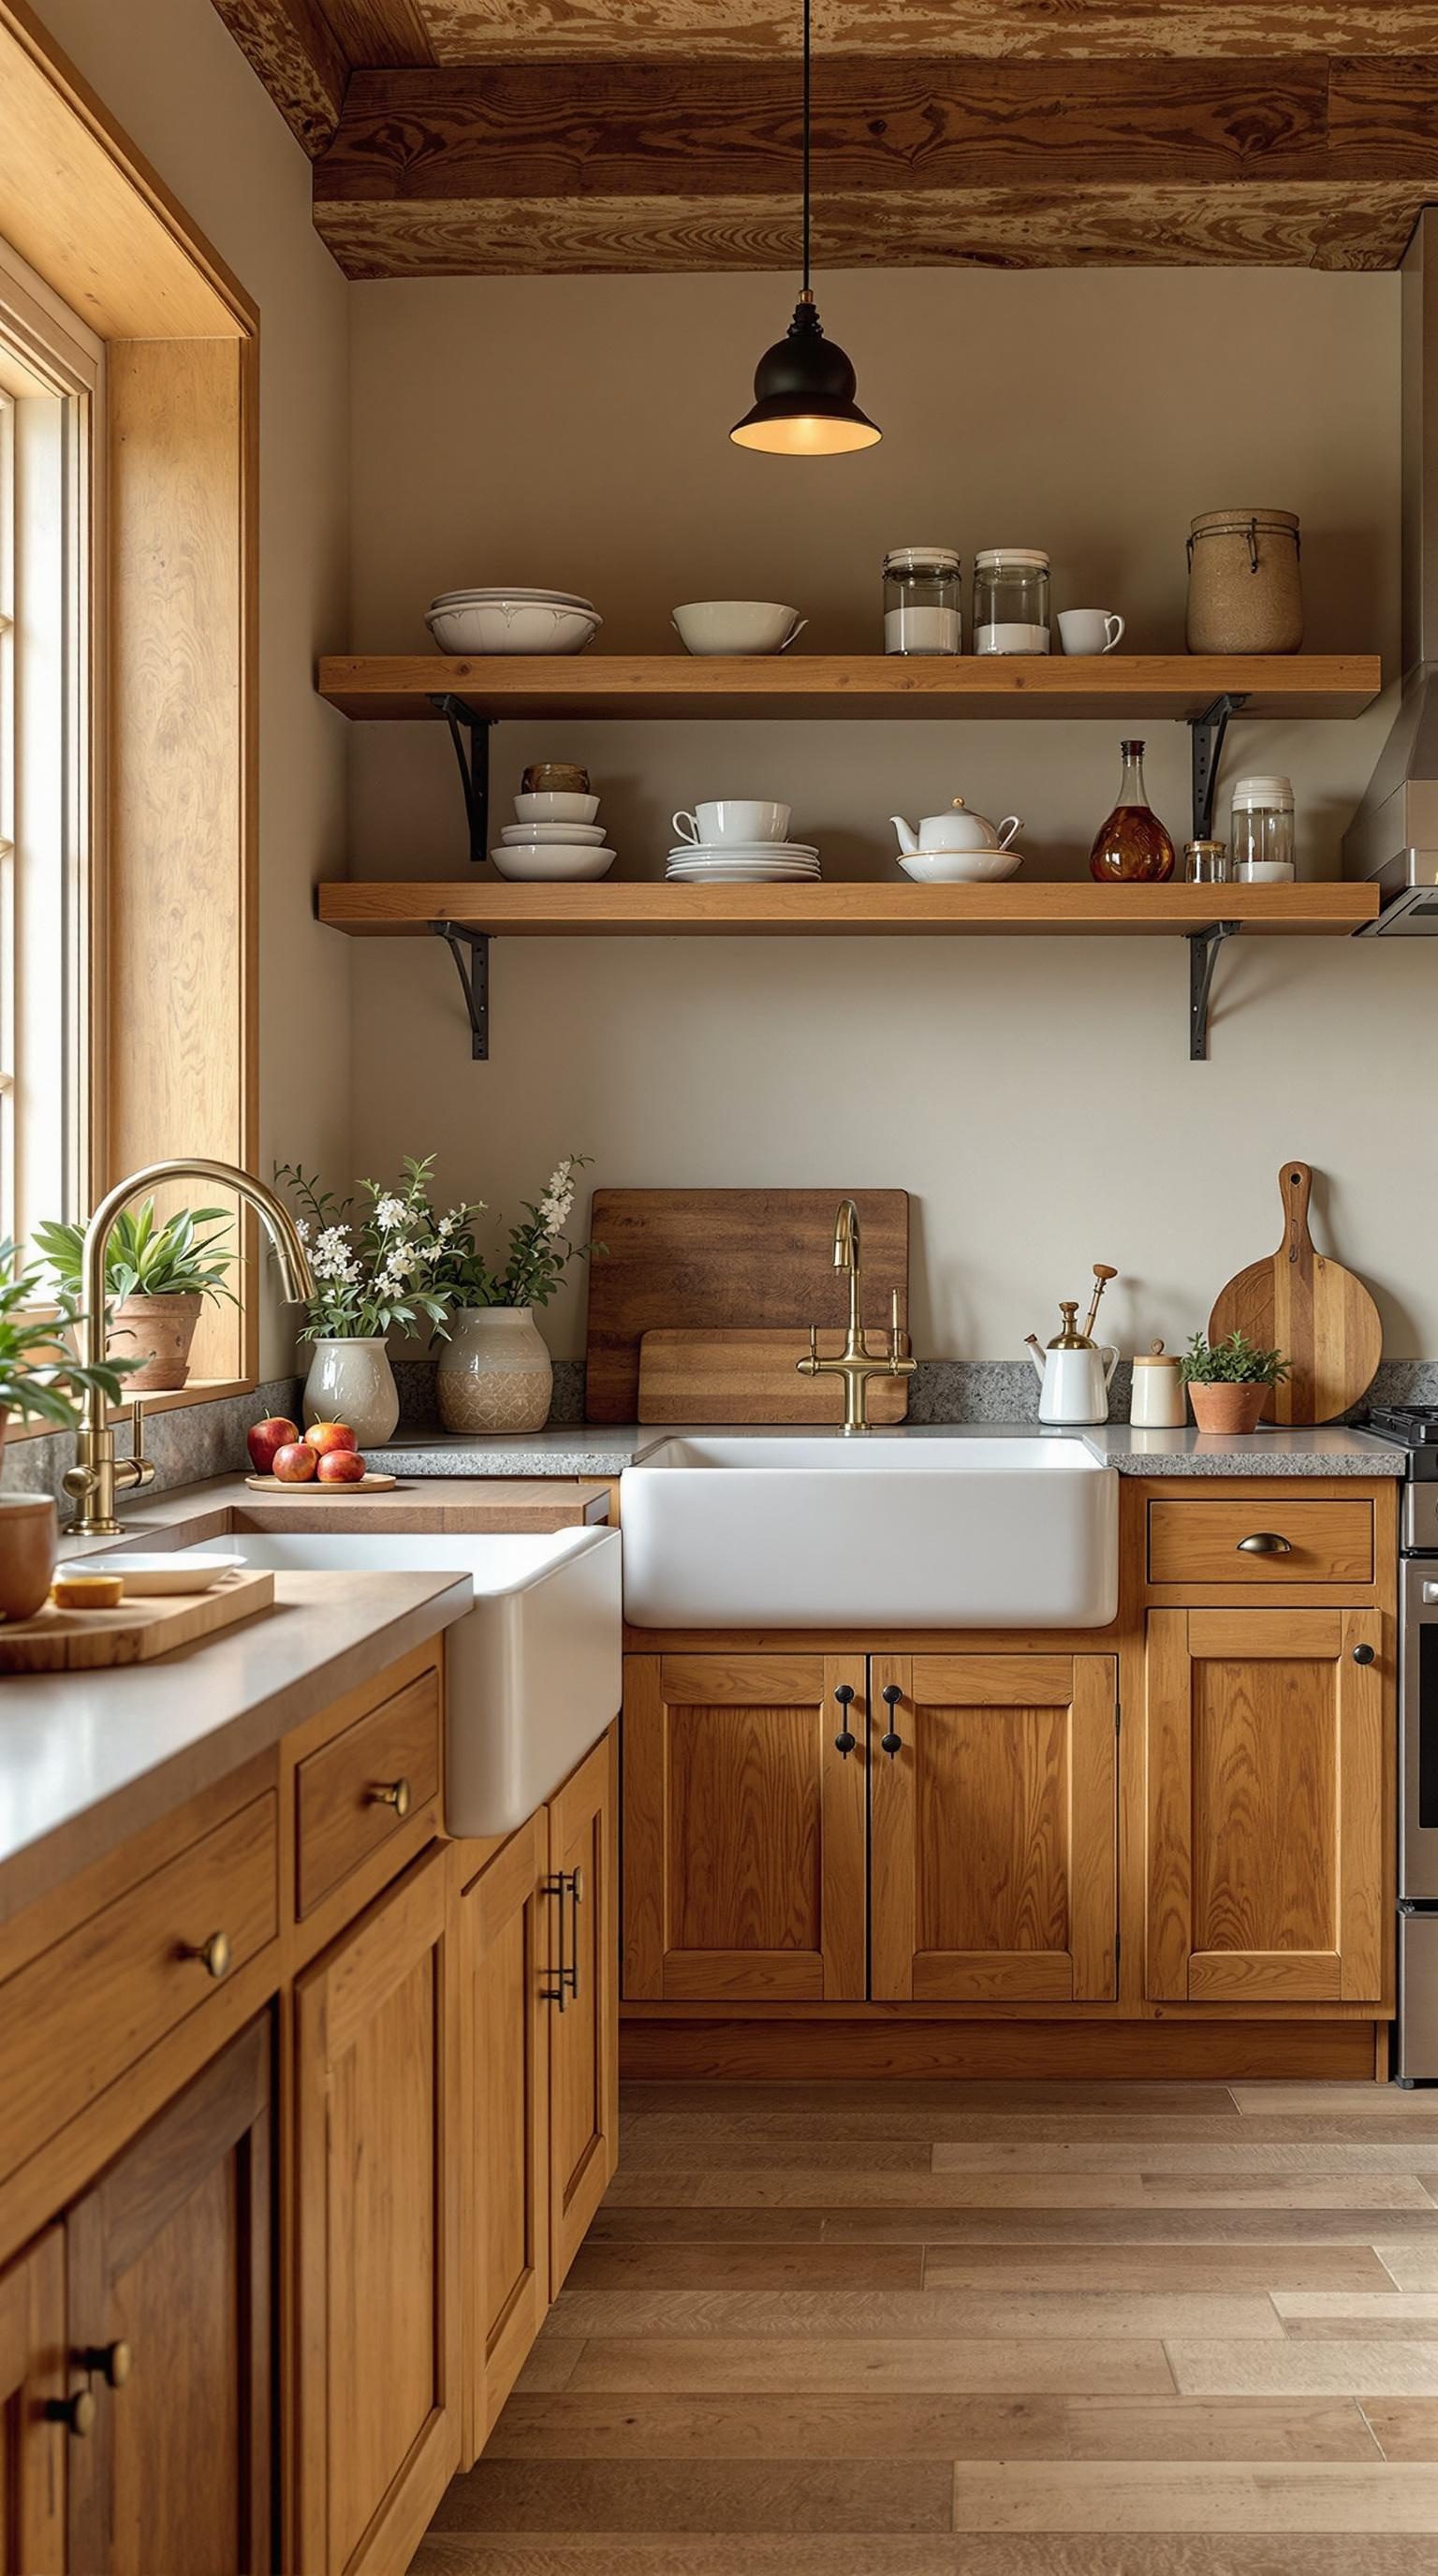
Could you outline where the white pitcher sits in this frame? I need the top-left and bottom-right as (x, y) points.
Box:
(1024, 1304), (1119, 1426)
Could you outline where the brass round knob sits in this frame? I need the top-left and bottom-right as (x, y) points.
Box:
(572, 1867), (585, 1907)
(184, 1929), (230, 1980)
(372, 1777), (412, 1818)
(48, 2387), (95, 2438)
(90, 2340), (131, 2389)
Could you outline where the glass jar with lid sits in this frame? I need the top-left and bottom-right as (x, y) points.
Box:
(883, 547), (961, 655)
(973, 549), (1050, 655)
(1229, 775), (1295, 881)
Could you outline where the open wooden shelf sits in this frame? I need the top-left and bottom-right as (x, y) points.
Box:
(317, 653), (1383, 725)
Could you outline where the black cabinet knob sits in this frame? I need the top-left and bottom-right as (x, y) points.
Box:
(1352, 1642), (1376, 1666)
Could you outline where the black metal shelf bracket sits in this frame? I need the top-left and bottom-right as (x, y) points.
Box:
(427, 694), (493, 867)
(432, 921), (490, 1060)
(1187, 692), (1248, 842)
(1189, 919), (1240, 1061)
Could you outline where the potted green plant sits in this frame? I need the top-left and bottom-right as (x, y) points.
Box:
(428, 1156), (599, 1435)
(0, 1239), (135, 1617)
(1178, 1329), (1291, 1435)
(273, 1157), (459, 1444)
(35, 1201), (237, 1392)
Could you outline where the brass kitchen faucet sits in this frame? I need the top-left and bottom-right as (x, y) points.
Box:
(797, 1197), (916, 1433)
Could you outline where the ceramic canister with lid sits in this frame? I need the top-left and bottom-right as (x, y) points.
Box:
(1229, 775), (1295, 881)
(1185, 509), (1302, 654)
(883, 547), (961, 655)
(973, 549), (1050, 655)
(1130, 1341), (1186, 1428)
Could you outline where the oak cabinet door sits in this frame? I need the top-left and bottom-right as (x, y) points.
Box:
(294, 1849), (461, 2576)
(1146, 1608), (1387, 2004)
(66, 2019), (272, 2576)
(0, 2228), (64, 2576)
(623, 1654), (868, 2002)
(871, 1655), (1119, 2004)
(547, 1730), (619, 2294)
(462, 1811), (550, 2457)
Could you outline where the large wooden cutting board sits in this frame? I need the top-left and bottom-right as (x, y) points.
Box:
(1207, 1161), (1382, 1425)
(0, 1568), (275, 1673)
(585, 1188), (909, 1422)
(638, 1327), (910, 1426)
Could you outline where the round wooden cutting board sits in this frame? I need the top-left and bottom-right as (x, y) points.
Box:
(1207, 1161), (1381, 1425)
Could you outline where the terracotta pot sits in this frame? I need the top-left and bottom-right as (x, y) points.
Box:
(1187, 1379), (1269, 1435)
(107, 1291), (202, 1392)
(436, 1306), (554, 1435)
(0, 1494), (57, 1621)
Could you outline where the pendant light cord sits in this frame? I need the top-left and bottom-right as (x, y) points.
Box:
(801, 0), (811, 295)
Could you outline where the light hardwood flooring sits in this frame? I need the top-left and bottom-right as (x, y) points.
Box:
(413, 2079), (1438, 2574)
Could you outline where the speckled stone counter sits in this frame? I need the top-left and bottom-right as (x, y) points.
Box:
(366, 1421), (1407, 1479)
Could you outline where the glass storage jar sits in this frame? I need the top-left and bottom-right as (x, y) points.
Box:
(883, 547), (961, 655)
(1229, 775), (1295, 881)
(973, 549), (1050, 655)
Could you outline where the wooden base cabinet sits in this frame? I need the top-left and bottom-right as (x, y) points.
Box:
(0, 2228), (65, 2576)
(1147, 1607), (1387, 2006)
(547, 1733), (619, 2290)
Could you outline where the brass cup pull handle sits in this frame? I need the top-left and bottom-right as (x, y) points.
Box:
(81, 2340), (132, 2389)
(1237, 1532), (1292, 1554)
(371, 1776), (412, 1818)
(47, 2386), (96, 2439)
(183, 1929), (230, 1980)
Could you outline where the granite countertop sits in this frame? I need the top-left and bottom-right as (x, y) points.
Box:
(369, 1422), (1408, 1479)
(0, 1566), (471, 1928)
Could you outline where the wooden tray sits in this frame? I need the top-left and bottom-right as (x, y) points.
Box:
(0, 1568), (275, 1673)
(638, 1327), (909, 1426)
(243, 1473), (399, 1494)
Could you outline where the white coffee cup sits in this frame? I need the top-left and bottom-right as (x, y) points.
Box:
(673, 799), (791, 846)
(1058, 609), (1125, 656)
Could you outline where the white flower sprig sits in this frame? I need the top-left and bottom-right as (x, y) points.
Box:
(274, 1156), (483, 1342)
(433, 1153), (601, 1316)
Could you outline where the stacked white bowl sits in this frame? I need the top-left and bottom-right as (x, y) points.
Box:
(493, 785), (616, 882)
(426, 587), (601, 656)
(667, 798), (820, 886)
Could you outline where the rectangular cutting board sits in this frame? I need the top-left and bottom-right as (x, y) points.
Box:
(585, 1188), (909, 1422)
(0, 1567), (275, 1672)
(638, 1327), (910, 1426)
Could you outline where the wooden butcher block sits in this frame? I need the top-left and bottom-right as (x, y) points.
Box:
(638, 1327), (909, 1426)
(0, 1568), (275, 1672)
(1207, 1161), (1382, 1425)
(585, 1188), (909, 1422)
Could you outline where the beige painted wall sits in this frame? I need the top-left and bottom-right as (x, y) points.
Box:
(30, 0), (352, 1375)
(345, 264), (1425, 1369)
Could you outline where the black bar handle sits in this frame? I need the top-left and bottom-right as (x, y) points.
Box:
(833, 1683), (857, 1758)
(880, 1683), (903, 1757)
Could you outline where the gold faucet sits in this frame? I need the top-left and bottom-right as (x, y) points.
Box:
(63, 1158), (315, 1536)
(797, 1197), (916, 1434)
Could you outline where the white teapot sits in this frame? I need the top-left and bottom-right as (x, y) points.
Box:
(891, 796), (1022, 856)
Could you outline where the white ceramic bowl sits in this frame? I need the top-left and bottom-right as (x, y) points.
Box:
(499, 820), (606, 845)
(431, 587), (595, 610)
(491, 844), (616, 881)
(671, 600), (805, 656)
(426, 602), (602, 656)
(513, 790), (600, 826)
(898, 847), (1023, 884)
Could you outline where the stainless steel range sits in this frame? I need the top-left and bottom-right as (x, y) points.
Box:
(1356, 1403), (1438, 2080)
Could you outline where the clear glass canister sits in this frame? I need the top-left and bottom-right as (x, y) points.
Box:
(973, 549), (1050, 655)
(1229, 775), (1295, 881)
(883, 547), (961, 655)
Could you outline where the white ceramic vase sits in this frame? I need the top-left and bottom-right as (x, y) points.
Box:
(435, 1306), (553, 1435)
(301, 1336), (400, 1445)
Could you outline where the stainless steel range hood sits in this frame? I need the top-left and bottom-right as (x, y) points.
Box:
(1344, 206), (1438, 932)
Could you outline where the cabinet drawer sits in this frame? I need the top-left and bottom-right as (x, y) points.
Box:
(1147, 1497), (1374, 1587)
(0, 1793), (277, 2182)
(296, 1667), (440, 1918)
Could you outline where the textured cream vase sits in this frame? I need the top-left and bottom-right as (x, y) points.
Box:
(436, 1307), (553, 1434)
(301, 1336), (400, 1444)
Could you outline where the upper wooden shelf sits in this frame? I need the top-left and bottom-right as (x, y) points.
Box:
(318, 881), (1380, 939)
(317, 654), (1383, 725)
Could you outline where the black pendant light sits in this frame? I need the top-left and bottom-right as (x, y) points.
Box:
(730, 0), (880, 455)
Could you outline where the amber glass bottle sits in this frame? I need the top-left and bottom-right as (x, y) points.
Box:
(1088, 739), (1176, 882)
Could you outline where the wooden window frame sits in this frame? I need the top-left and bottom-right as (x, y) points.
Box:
(0, 0), (259, 1427)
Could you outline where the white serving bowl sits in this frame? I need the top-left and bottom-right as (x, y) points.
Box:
(426, 602), (602, 656)
(898, 846), (1023, 884)
(671, 600), (805, 656)
(431, 587), (595, 610)
(491, 844), (616, 881)
(499, 820), (606, 845)
(513, 790), (600, 826)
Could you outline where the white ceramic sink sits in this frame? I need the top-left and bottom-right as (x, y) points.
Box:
(620, 1431), (1118, 1629)
(174, 1529), (622, 1835)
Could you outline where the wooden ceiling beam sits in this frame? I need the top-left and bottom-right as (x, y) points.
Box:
(210, 0), (348, 154)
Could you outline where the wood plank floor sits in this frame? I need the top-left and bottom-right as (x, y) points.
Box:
(412, 2080), (1438, 2574)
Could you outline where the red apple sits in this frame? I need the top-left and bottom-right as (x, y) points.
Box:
(316, 1448), (367, 1485)
(303, 1420), (358, 1456)
(271, 1442), (317, 1483)
(247, 1415), (300, 1474)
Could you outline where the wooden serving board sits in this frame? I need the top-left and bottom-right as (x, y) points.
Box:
(0, 1568), (275, 1672)
(638, 1327), (909, 1426)
(585, 1188), (909, 1422)
(1208, 1161), (1382, 1425)
(243, 1472), (399, 1493)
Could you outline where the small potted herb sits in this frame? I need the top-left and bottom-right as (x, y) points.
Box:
(0, 1239), (135, 1618)
(35, 1202), (238, 1392)
(1178, 1329), (1290, 1435)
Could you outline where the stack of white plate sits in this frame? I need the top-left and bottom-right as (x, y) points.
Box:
(426, 587), (602, 655)
(667, 842), (821, 885)
(492, 785), (616, 880)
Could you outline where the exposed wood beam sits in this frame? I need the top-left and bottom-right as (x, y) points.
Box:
(311, 56), (1438, 274)
(210, 0), (348, 154)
